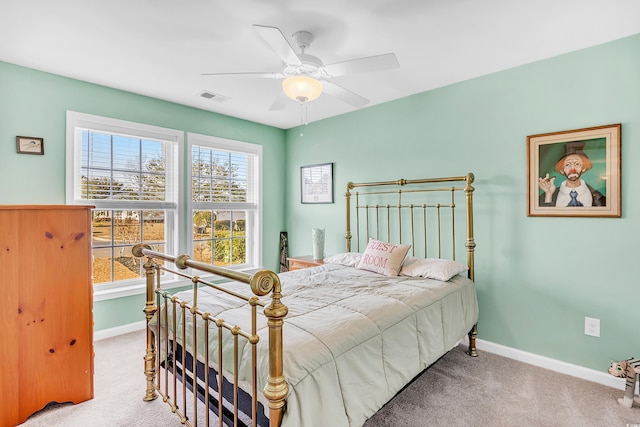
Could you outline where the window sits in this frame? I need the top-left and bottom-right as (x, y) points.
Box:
(66, 111), (182, 296)
(66, 113), (263, 299)
(188, 133), (262, 268)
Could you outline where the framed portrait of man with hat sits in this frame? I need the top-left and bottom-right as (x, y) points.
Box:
(527, 123), (621, 217)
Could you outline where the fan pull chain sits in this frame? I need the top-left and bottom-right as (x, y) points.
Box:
(299, 102), (309, 139)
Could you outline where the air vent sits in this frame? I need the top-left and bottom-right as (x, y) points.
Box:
(199, 91), (229, 102)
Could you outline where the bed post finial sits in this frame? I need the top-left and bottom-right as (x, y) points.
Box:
(466, 172), (475, 184)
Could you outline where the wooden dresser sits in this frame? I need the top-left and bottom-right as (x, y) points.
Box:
(0, 205), (94, 427)
(287, 255), (324, 271)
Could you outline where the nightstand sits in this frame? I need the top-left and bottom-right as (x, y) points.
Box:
(287, 255), (324, 271)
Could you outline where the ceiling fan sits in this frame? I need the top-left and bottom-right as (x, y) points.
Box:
(202, 25), (399, 110)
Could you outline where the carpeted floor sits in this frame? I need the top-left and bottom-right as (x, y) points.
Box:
(363, 345), (640, 427)
(22, 329), (640, 427)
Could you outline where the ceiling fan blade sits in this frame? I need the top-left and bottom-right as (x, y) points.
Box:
(253, 24), (302, 66)
(325, 53), (399, 77)
(321, 81), (369, 108)
(201, 71), (284, 79)
(269, 92), (290, 111)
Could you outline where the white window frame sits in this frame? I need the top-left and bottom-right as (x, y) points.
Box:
(187, 132), (263, 270)
(66, 111), (184, 300)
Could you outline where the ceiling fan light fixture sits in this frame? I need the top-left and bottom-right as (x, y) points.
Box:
(282, 75), (323, 102)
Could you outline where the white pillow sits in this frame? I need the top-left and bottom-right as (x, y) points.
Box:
(323, 252), (362, 267)
(356, 238), (411, 276)
(400, 255), (468, 281)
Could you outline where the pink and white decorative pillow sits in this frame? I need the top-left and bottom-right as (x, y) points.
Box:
(356, 238), (411, 276)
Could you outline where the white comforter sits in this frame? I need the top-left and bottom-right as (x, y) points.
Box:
(167, 263), (479, 427)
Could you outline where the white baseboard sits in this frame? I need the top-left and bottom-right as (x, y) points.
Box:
(94, 321), (146, 341)
(476, 338), (637, 393)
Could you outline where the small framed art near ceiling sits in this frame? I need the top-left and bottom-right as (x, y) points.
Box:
(527, 123), (621, 218)
(300, 162), (333, 204)
(16, 136), (44, 155)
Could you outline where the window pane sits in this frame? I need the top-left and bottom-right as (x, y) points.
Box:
(92, 210), (112, 247)
(92, 247), (112, 284)
(213, 210), (232, 265)
(231, 211), (246, 237)
(230, 211), (246, 264)
(142, 140), (165, 172)
(193, 210), (212, 239)
(143, 210), (165, 243)
(191, 146), (251, 204)
(140, 172), (166, 200)
(83, 131), (111, 169)
(231, 179), (247, 202)
(213, 210), (231, 238)
(113, 210), (141, 244)
(82, 169), (120, 200)
(213, 239), (230, 266)
(91, 209), (167, 285)
(211, 151), (229, 178)
(113, 245), (142, 282)
(193, 241), (212, 263)
(211, 178), (229, 202)
(113, 135), (140, 171)
(192, 147), (211, 177)
(79, 130), (168, 203)
(193, 210), (212, 263)
(113, 170), (137, 200)
(231, 236), (246, 265)
(192, 177), (210, 201)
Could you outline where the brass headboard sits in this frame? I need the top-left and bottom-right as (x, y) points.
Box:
(345, 173), (476, 281)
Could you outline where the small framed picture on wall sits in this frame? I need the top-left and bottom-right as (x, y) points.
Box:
(16, 136), (45, 155)
(300, 162), (334, 204)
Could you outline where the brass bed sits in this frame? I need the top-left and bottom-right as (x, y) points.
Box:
(134, 173), (478, 427)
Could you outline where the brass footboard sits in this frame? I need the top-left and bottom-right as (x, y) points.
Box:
(133, 244), (288, 427)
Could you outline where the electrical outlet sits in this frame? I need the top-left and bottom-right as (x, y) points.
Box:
(584, 317), (600, 337)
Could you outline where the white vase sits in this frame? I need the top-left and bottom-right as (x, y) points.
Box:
(312, 228), (325, 260)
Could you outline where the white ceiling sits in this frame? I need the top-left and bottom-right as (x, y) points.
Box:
(2, 0), (640, 129)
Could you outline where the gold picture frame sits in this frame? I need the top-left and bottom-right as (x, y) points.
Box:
(16, 136), (44, 155)
(527, 124), (621, 217)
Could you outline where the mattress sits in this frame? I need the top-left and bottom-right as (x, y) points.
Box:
(164, 263), (479, 427)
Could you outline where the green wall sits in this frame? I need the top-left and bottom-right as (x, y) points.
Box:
(284, 33), (640, 372)
(0, 62), (287, 330)
(2, 32), (639, 374)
